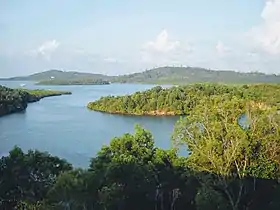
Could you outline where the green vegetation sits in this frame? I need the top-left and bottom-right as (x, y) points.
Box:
(0, 85), (71, 116)
(22, 89), (71, 101)
(1, 69), (109, 81)
(1, 102), (280, 209)
(36, 79), (110, 86)
(1, 82), (280, 209)
(2, 67), (279, 84)
(0, 86), (29, 116)
(112, 66), (280, 84)
(87, 83), (280, 115)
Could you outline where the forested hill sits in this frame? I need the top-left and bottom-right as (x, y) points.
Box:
(112, 67), (280, 84)
(87, 84), (280, 116)
(1, 69), (110, 81)
(1, 67), (279, 84)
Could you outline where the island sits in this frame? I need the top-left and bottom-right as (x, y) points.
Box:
(87, 83), (280, 116)
(0, 85), (71, 117)
(2, 67), (279, 85)
(36, 79), (110, 86)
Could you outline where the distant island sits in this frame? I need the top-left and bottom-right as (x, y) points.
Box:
(36, 79), (110, 86)
(1, 66), (279, 84)
(0, 69), (108, 82)
(111, 67), (280, 84)
(87, 83), (280, 116)
(0, 86), (71, 117)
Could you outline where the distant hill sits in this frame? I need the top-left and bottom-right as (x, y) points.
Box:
(112, 67), (280, 84)
(36, 79), (110, 86)
(1, 70), (110, 81)
(1, 67), (279, 84)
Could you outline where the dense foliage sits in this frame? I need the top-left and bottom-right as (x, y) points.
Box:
(2, 67), (280, 84)
(36, 79), (110, 86)
(0, 147), (72, 209)
(1, 107), (280, 210)
(88, 84), (280, 115)
(0, 85), (29, 116)
(172, 96), (280, 210)
(0, 85), (71, 116)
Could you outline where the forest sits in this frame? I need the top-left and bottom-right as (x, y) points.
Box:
(0, 85), (71, 116)
(0, 86), (29, 116)
(88, 83), (280, 115)
(1, 94), (280, 210)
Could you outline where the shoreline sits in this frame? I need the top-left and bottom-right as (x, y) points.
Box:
(35, 83), (110, 86)
(87, 108), (180, 116)
(27, 91), (72, 103)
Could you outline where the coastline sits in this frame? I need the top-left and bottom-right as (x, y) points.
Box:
(87, 107), (179, 116)
(0, 89), (72, 117)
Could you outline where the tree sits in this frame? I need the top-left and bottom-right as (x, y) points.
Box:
(0, 147), (72, 209)
(87, 84), (280, 117)
(88, 125), (198, 210)
(172, 98), (280, 210)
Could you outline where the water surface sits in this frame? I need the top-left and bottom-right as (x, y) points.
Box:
(0, 81), (178, 167)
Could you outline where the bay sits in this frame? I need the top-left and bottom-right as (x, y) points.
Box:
(0, 81), (178, 167)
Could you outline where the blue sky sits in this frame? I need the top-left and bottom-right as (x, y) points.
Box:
(1, 0), (280, 77)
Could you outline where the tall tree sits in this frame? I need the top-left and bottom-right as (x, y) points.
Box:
(172, 98), (280, 210)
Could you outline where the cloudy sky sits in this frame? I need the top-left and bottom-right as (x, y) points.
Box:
(0, 0), (280, 77)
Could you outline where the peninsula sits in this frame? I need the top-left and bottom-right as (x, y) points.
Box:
(0, 85), (71, 117)
(87, 83), (280, 116)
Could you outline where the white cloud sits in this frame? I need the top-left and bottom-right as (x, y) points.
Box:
(141, 29), (192, 66)
(215, 41), (231, 55)
(143, 29), (180, 53)
(38, 40), (60, 55)
(27, 40), (60, 60)
(249, 0), (280, 54)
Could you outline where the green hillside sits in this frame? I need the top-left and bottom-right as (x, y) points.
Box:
(2, 69), (110, 81)
(2, 67), (279, 84)
(112, 66), (280, 84)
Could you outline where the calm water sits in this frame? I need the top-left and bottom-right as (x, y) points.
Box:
(0, 81), (179, 168)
